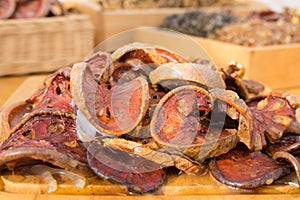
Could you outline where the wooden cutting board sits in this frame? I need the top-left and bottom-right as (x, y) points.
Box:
(1, 76), (300, 199)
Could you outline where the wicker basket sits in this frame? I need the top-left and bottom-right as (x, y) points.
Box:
(0, 14), (94, 76)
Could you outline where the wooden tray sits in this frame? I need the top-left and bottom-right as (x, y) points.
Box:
(190, 36), (300, 90)
(1, 77), (300, 199)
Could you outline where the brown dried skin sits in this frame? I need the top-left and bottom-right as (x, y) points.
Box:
(71, 63), (149, 136)
(273, 151), (300, 186)
(149, 62), (225, 90)
(12, 0), (51, 19)
(84, 51), (113, 80)
(100, 43), (187, 84)
(102, 138), (207, 176)
(150, 86), (239, 162)
(0, 111), (93, 176)
(87, 141), (165, 193)
(0, 0), (16, 19)
(0, 101), (33, 143)
(210, 89), (255, 150)
(112, 42), (187, 65)
(210, 144), (290, 189)
(266, 134), (300, 156)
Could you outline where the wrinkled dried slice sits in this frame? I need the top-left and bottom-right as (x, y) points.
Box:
(242, 79), (266, 96)
(27, 67), (73, 114)
(100, 43), (186, 84)
(0, 110), (92, 176)
(102, 138), (207, 176)
(84, 51), (113, 79)
(111, 42), (186, 64)
(149, 62), (225, 90)
(250, 93), (295, 144)
(0, 0), (16, 19)
(210, 144), (290, 189)
(150, 85), (238, 162)
(87, 141), (165, 193)
(273, 151), (300, 186)
(71, 63), (149, 136)
(266, 134), (300, 156)
(12, 0), (51, 18)
(270, 90), (300, 109)
(213, 89), (295, 151)
(0, 101), (32, 142)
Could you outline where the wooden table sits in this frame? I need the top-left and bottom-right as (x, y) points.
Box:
(1, 74), (300, 200)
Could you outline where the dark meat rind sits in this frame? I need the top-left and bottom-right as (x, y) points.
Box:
(87, 141), (165, 193)
(210, 144), (290, 189)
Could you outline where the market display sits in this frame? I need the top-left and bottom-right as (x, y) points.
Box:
(210, 9), (300, 46)
(96, 0), (219, 9)
(1, 42), (300, 194)
(160, 9), (300, 47)
(0, 0), (65, 19)
(160, 10), (239, 37)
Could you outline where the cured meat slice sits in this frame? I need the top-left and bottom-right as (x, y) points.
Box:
(0, 0), (16, 19)
(12, 0), (51, 19)
(87, 141), (165, 193)
(71, 63), (149, 136)
(210, 144), (290, 189)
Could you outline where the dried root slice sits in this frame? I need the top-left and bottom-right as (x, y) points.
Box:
(111, 42), (186, 64)
(149, 62), (225, 90)
(210, 144), (290, 189)
(0, 147), (92, 177)
(0, 110), (93, 177)
(12, 0), (52, 19)
(28, 67), (73, 114)
(102, 138), (207, 176)
(0, 101), (33, 143)
(87, 141), (165, 193)
(71, 63), (149, 136)
(273, 151), (300, 187)
(266, 134), (300, 156)
(84, 51), (113, 80)
(0, 0), (16, 19)
(150, 85), (239, 162)
(31, 164), (86, 193)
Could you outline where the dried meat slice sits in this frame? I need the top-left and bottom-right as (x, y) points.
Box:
(87, 140), (165, 193)
(210, 144), (290, 189)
